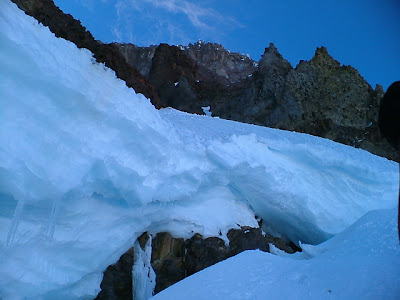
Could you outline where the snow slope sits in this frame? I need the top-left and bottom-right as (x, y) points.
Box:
(0, 1), (398, 299)
(152, 208), (400, 300)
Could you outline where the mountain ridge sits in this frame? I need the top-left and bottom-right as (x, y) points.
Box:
(118, 41), (396, 160)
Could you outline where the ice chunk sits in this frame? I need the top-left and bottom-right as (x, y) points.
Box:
(133, 237), (156, 300)
(201, 106), (212, 117)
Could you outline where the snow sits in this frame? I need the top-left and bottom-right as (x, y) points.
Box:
(133, 238), (156, 300)
(0, 1), (399, 299)
(201, 106), (212, 116)
(152, 208), (400, 300)
(160, 108), (397, 244)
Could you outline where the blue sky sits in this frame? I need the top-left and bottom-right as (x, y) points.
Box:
(54, 0), (399, 90)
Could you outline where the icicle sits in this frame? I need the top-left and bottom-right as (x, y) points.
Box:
(6, 198), (25, 247)
(132, 235), (156, 300)
(46, 197), (62, 239)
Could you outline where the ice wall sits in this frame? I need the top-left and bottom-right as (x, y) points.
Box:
(0, 1), (398, 299)
(0, 2), (256, 298)
(160, 108), (398, 243)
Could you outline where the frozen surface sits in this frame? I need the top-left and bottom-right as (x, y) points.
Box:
(0, 1), (398, 299)
(160, 108), (398, 243)
(152, 208), (400, 300)
(133, 238), (156, 300)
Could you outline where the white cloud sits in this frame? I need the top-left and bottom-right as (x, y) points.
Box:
(111, 27), (122, 42)
(145, 0), (219, 30)
(113, 0), (242, 46)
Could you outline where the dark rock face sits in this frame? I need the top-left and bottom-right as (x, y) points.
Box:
(118, 44), (158, 78)
(95, 247), (134, 300)
(96, 227), (296, 298)
(182, 41), (257, 85)
(214, 43), (297, 127)
(10, 0), (160, 107)
(183, 234), (228, 276)
(227, 226), (294, 257)
(150, 227), (295, 294)
(151, 232), (185, 294)
(148, 44), (201, 112)
(213, 45), (397, 159)
(116, 41), (257, 86)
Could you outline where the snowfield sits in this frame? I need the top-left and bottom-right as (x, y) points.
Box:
(0, 1), (399, 299)
(152, 209), (400, 300)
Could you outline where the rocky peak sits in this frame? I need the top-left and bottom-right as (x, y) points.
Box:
(310, 46), (341, 68)
(147, 43), (203, 112)
(150, 43), (198, 86)
(258, 43), (292, 76)
(116, 40), (257, 86)
(182, 40), (257, 84)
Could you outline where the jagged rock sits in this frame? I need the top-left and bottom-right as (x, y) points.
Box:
(138, 231), (150, 251)
(116, 41), (257, 86)
(149, 227), (296, 294)
(182, 41), (257, 85)
(183, 234), (228, 276)
(227, 226), (295, 257)
(281, 47), (397, 159)
(117, 44), (157, 78)
(258, 43), (292, 77)
(286, 46), (373, 129)
(151, 232), (185, 293)
(97, 226), (296, 298)
(95, 247), (134, 300)
(148, 43), (202, 112)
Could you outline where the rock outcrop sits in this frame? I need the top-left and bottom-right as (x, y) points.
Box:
(95, 247), (134, 300)
(182, 40), (257, 85)
(96, 227), (296, 298)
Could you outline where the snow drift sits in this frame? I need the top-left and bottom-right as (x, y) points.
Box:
(0, 1), (398, 299)
(152, 208), (400, 300)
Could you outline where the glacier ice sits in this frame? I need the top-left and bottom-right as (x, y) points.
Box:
(0, 1), (398, 299)
(133, 237), (156, 300)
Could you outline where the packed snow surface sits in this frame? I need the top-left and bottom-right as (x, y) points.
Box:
(152, 208), (400, 300)
(0, 1), (398, 299)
